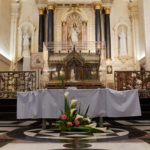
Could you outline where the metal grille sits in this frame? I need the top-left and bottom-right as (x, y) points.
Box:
(114, 71), (150, 98)
(0, 71), (36, 99)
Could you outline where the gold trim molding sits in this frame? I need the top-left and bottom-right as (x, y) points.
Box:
(104, 7), (111, 14)
(93, 1), (102, 10)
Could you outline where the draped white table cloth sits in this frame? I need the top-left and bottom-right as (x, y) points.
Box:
(17, 88), (141, 119)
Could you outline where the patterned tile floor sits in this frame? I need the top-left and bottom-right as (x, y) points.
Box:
(0, 120), (150, 150)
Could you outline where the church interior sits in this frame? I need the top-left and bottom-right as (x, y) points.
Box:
(0, 0), (150, 149)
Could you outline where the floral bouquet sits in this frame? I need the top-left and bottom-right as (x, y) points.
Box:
(58, 91), (105, 133)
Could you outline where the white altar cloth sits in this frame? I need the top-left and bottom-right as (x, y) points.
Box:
(17, 88), (141, 119)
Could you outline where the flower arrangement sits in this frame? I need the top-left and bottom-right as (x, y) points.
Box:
(58, 91), (105, 133)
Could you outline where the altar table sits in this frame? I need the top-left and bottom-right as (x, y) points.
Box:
(17, 88), (141, 119)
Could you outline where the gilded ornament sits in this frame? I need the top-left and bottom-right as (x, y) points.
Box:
(47, 2), (55, 10)
(93, 1), (102, 10)
(104, 7), (111, 14)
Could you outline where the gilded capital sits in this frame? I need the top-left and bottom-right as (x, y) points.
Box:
(104, 7), (111, 14)
(93, 1), (102, 10)
(47, 2), (55, 10)
(62, 21), (66, 26)
(38, 7), (45, 15)
(82, 20), (87, 25)
(106, 58), (112, 61)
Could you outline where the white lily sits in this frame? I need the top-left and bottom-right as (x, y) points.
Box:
(96, 127), (107, 132)
(85, 122), (97, 128)
(70, 99), (78, 108)
(70, 108), (76, 117)
(64, 91), (69, 98)
(75, 114), (83, 120)
(83, 117), (91, 123)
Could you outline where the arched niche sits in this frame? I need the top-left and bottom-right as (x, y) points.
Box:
(61, 8), (88, 50)
(17, 21), (36, 58)
(113, 22), (132, 58)
(61, 8), (88, 22)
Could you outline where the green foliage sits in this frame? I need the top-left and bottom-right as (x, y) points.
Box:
(61, 76), (65, 89)
(64, 97), (70, 118)
(70, 126), (104, 133)
(58, 92), (103, 133)
(84, 105), (90, 118)
(78, 106), (81, 115)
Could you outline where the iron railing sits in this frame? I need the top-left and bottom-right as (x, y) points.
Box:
(114, 71), (150, 98)
(0, 71), (36, 99)
(45, 41), (106, 53)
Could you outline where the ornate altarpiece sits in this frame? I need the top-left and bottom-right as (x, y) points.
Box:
(48, 49), (101, 82)
(44, 6), (105, 88)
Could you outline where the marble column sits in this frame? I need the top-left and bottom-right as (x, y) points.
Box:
(38, 7), (45, 52)
(47, 2), (55, 53)
(104, 7), (111, 60)
(129, 2), (140, 69)
(10, 1), (20, 63)
(62, 21), (67, 50)
(94, 2), (102, 52)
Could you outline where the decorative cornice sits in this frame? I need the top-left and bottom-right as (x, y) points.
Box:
(93, 1), (102, 10)
(104, 6), (111, 14)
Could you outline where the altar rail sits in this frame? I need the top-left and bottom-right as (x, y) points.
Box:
(0, 71), (36, 99)
(45, 41), (106, 52)
(114, 71), (150, 98)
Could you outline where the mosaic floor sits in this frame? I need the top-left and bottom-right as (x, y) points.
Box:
(0, 120), (150, 150)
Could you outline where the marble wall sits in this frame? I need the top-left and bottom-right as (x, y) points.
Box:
(138, 0), (146, 61)
(18, 0), (39, 55)
(136, 0), (150, 70)
(1, 0), (150, 86)
(111, 0), (134, 67)
(0, 54), (11, 71)
(141, 0), (150, 70)
(0, 0), (11, 60)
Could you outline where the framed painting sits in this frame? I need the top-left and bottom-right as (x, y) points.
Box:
(31, 53), (44, 69)
(107, 65), (113, 74)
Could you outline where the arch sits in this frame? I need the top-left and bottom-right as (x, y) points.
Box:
(61, 8), (88, 22)
(61, 8), (88, 49)
(65, 51), (84, 80)
(113, 21), (131, 58)
(17, 21), (36, 58)
(64, 51), (84, 65)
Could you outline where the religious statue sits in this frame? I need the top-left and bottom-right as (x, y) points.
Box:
(119, 27), (127, 56)
(70, 68), (76, 82)
(70, 23), (80, 43)
(22, 27), (30, 56)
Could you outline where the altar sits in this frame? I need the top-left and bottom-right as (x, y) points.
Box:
(17, 88), (141, 119)
(46, 81), (105, 89)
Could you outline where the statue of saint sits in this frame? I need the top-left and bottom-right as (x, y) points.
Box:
(22, 27), (30, 56)
(119, 27), (127, 56)
(70, 23), (80, 43)
(70, 68), (76, 81)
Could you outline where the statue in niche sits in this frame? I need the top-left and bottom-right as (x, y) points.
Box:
(22, 27), (30, 56)
(119, 27), (127, 56)
(70, 68), (76, 82)
(70, 23), (80, 43)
